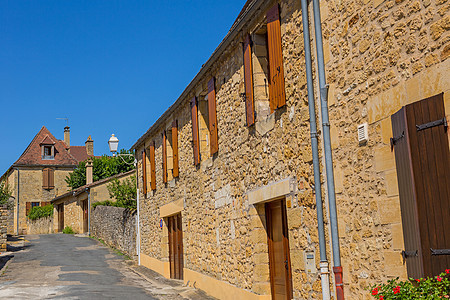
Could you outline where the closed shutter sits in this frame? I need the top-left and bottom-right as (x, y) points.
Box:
(392, 93), (450, 278)
(142, 149), (147, 195)
(243, 34), (255, 126)
(41, 202), (50, 207)
(150, 141), (156, 190)
(162, 131), (167, 183)
(191, 97), (200, 165)
(208, 77), (218, 155)
(26, 202), (31, 216)
(42, 168), (49, 189)
(267, 3), (286, 112)
(48, 169), (54, 189)
(172, 120), (179, 178)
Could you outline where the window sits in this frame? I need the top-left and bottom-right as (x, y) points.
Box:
(42, 145), (54, 160)
(243, 3), (286, 123)
(163, 120), (179, 182)
(42, 168), (54, 190)
(31, 202), (40, 208)
(142, 149), (148, 194)
(26, 202), (40, 215)
(150, 141), (156, 190)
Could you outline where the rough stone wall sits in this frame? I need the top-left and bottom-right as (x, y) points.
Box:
(0, 205), (7, 251)
(137, 0), (326, 298)
(90, 205), (136, 258)
(64, 197), (83, 233)
(321, 0), (449, 297)
(26, 216), (53, 234)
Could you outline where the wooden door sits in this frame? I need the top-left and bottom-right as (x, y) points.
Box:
(81, 200), (88, 233)
(168, 213), (183, 280)
(58, 204), (64, 232)
(266, 199), (293, 299)
(392, 93), (450, 278)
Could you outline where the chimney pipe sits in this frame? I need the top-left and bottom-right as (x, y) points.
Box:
(86, 159), (93, 185)
(64, 126), (70, 147)
(85, 135), (94, 156)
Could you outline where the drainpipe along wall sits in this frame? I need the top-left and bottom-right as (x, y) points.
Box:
(300, 0), (331, 298)
(311, 0), (344, 298)
(15, 167), (20, 235)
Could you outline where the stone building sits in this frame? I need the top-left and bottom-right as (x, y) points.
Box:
(1, 126), (94, 234)
(131, 0), (449, 299)
(51, 170), (135, 234)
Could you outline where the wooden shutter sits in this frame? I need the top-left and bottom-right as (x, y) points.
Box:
(243, 34), (255, 126)
(191, 97), (200, 165)
(142, 149), (147, 195)
(392, 93), (450, 278)
(42, 168), (49, 189)
(26, 202), (31, 216)
(41, 202), (50, 207)
(48, 168), (54, 189)
(267, 3), (286, 112)
(162, 131), (167, 183)
(172, 120), (179, 178)
(150, 141), (156, 190)
(208, 77), (219, 155)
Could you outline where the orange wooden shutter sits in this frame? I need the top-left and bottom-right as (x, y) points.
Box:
(26, 202), (31, 215)
(162, 131), (167, 183)
(150, 141), (156, 190)
(43, 168), (49, 189)
(267, 3), (286, 112)
(172, 120), (179, 178)
(41, 202), (50, 207)
(191, 97), (200, 165)
(243, 34), (255, 126)
(208, 77), (219, 155)
(142, 149), (147, 195)
(48, 168), (54, 189)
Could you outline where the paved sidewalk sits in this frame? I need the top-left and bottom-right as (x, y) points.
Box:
(0, 234), (214, 300)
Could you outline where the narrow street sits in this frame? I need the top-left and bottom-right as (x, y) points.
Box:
(0, 234), (213, 300)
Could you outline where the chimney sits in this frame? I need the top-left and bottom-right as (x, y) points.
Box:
(64, 126), (70, 147)
(85, 135), (94, 156)
(86, 159), (93, 185)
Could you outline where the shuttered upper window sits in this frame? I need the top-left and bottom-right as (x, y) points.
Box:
(142, 149), (148, 195)
(42, 168), (54, 190)
(150, 141), (156, 190)
(172, 120), (179, 178)
(162, 131), (168, 183)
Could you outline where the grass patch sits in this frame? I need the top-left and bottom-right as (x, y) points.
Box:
(62, 226), (74, 234)
(89, 236), (131, 260)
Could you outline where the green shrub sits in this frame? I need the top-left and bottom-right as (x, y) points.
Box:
(28, 204), (53, 220)
(92, 200), (115, 209)
(62, 226), (74, 234)
(369, 269), (450, 299)
(0, 180), (12, 207)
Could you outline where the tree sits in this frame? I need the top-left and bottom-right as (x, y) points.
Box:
(65, 149), (135, 189)
(0, 180), (12, 206)
(107, 176), (137, 209)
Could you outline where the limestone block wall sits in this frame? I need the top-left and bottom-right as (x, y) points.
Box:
(64, 197), (83, 233)
(26, 216), (53, 235)
(90, 206), (136, 258)
(0, 205), (7, 251)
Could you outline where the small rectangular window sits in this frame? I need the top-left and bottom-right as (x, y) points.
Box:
(42, 145), (54, 160)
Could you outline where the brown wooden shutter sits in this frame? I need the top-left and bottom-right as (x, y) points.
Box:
(48, 168), (54, 189)
(26, 202), (31, 216)
(42, 168), (49, 189)
(243, 34), (255, 126)
(162, 131), (167, 183)
(142, 149), (147, 195)
(172, 120), (179, 178)
(208, 77), (219, 155)
(267, 3), (286, 112)
(150, 141), (156, 190)
(41, 202), (50, 207)
(392, 93), (450, 278)
(191, 97), (200, 165)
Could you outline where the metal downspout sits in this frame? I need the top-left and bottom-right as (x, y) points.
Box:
(311, 0), (344, 298)
(15, 168), (20, 235)
(300, 0), (330, 298)
(87, 188), (91, 236)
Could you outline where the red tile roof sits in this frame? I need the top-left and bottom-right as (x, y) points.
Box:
(39, 135), (56, 145)
(70, 146), (92, 162)
(13, 126), (84, 167)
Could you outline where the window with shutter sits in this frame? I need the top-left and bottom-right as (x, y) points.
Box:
(150, 141), (156, 190)
(172, 120), (179, 178)
(208, 77), (218, 155)
(243, 34), (255, 126)
(48, 168), (54, 190)
(391, 93), (450, 278)
(142, 149), (147, 195)
(26, 202), (31, 216)
(191, 97), (200, 165)
(42, 168), (49, 189)
(162, 131), (168, 183)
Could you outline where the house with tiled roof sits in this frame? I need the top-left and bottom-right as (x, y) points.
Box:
(1, 126), (94, 234)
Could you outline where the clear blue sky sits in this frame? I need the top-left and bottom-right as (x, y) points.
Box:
(0, 0), (246, 174)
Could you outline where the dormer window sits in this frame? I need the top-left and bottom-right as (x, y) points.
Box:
(42, 145), (54, 160)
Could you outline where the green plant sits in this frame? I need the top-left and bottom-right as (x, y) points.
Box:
(369, 270), (450, 299)
(65, 149), (135, 189)
(0, 180), (12, 207)
(27, 204), (53, 220)
(107, 176), (136, 209)
(62, 226), (74, 234)
(91, 200), (115, 209)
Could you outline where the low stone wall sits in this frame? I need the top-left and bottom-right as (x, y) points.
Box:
(26, 216), (53, 234)
(90, 206), (136, 258)
(0, 205), (7, 251)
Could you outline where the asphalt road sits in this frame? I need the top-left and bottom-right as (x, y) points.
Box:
(0, 234), (213, 300)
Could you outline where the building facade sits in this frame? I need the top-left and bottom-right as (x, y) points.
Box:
(131, 0), (449, 299)
(1, 126), (94, 234)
